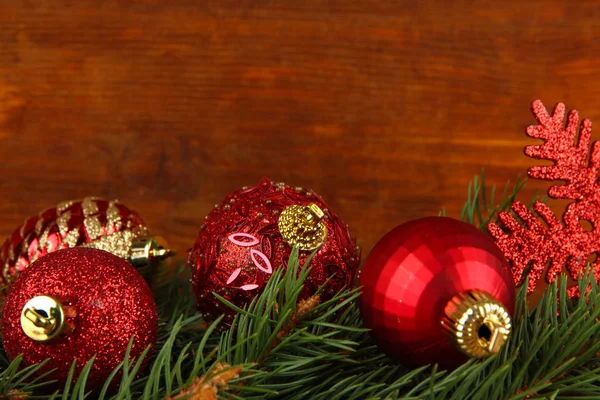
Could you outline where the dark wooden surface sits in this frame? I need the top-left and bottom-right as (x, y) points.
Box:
(1, 0), (599, 259)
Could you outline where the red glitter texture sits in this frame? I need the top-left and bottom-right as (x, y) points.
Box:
(0, 198), (148, 294)
(487, 100), (600, 298)
(360, 217), (515, 368)
(1, 247), (158, 390)
(188, 178), (360, 324)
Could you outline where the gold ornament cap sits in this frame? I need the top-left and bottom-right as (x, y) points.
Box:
(278, 203), (328, 250)
(129, 236), (174, 268)
(441, 290), (512, 358)
(21, 295), (71, 342)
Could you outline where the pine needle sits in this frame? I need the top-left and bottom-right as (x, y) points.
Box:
(3, 176), (600, 399)
(165, 363), (243, 400)
(0, 390), (28, 400)
(268, 295), (321, 354)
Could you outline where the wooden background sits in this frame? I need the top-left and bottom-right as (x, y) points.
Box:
(1, 0), (599, 260)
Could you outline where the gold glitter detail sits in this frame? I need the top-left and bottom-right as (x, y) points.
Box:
(84, 215), (103, 241)
(19, 219), (28, 238)
(82, 198), (99, 217)
(278, 203), (327, 250)
(21, 237), (29, 254)
(139, 225), (149, 237)
(8, 244), (15, 263)
(83, 227), (147, 259)
(3, 261), (11, 284)
(35, 218), (44, 236)
(36, 228), (51, 257)
(56, 200), (75, 213)
(56, 211), (72, 237)
(107, 200), (122, 230)
(63, 228), (80, 247)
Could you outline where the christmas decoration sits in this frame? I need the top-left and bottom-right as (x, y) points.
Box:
(6, 102), (600, 399)
(188, 178), (360, 324)
(0, 197), (172, 296)
(1, 247), (158, 390)
(360, 216), (515, 369)
(487, 100), (600, 299)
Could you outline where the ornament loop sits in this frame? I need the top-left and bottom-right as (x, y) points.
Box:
(441, 290), (512, 359)
(129, 236), (174, 268)
(20, 295), (67, 342)
(278, 203), (328, 250)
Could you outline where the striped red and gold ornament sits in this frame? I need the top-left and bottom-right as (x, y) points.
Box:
(0, 197), (172, 297)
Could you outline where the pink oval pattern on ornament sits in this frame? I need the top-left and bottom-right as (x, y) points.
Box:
(224, 232), (274, 292)
(251, 249), (273, 274)
(226, 268), (242, 284)
(227, 233), (259, 247)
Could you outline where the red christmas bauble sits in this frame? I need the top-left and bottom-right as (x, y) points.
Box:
(0, 197), (171, 298)
(1, 247), (158, 390)
(188, 178), (360, 324)
(360, 216), (515, 369)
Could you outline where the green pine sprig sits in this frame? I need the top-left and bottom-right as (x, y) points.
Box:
(1, 174), (599, 400)
(459, 170), (528, 230)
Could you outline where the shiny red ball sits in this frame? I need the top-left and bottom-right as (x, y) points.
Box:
(1, 247), (158, 390)
(359, 216), (515, 368)
(188, 178), (360, 324)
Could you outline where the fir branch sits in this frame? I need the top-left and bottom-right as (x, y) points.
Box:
(460, 170), (529, 230)
(0, 356), (55, 397)
(3, 185), (600, 400)
(0, 390), (28, 400)
(165, 363), (243, 400)
(4, 258), (600, 400)
(212, 246), (600, 399)
(266, 295), (321, 355)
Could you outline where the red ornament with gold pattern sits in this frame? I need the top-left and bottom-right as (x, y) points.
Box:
(188, 178), (361, 324)
(360, 216), (515, 369)
(0, 197), (172, 296)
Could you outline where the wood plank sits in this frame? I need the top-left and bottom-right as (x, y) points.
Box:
(0, 0), (597, 269)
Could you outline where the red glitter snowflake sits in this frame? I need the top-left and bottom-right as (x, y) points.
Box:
(487, 100), (600, 298)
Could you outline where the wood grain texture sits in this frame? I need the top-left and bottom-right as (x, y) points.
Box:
(1, 0), (599, 261)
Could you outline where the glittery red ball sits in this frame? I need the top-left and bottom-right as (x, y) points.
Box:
(360, 217), (515, 369)
(188, 178), (360, 324)
(1, 247), (158, 390)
